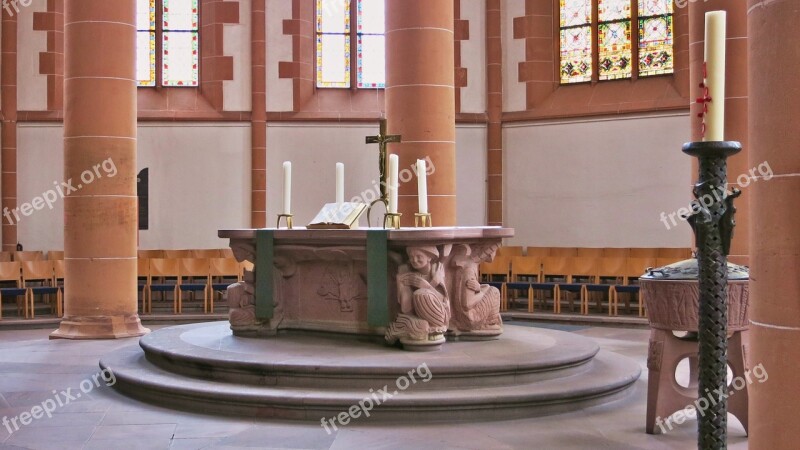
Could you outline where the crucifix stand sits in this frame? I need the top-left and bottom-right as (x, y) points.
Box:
(365, 118), (401, 227)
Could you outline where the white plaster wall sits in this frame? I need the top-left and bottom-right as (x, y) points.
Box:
(17, 0), (48, 111)
(460, 0), (486, 114)
(502, 0), (525, 112)
(223, 0), (252, 111)
(266, 123), (487, 227)
(504, 112), (694, 248)
(266, 0), (294, 111)
(16, 123), (250, 251)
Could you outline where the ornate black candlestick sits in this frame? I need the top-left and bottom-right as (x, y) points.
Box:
(682, 141), (741, 450)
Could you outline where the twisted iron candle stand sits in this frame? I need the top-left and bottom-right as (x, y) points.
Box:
(682, 141), (741, 450)
(276, 214), (293, 229)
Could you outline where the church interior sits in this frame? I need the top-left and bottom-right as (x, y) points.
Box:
(0, 0), (797, 448)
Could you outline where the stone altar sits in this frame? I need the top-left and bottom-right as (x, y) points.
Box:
(219, 227), (513, 351)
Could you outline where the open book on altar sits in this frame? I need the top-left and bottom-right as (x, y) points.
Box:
(307, 202), (367, 229)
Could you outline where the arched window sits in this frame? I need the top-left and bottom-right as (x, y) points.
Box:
(316, 0), (386, 89)
(559, 0), (673, 84)
(136, 0), (200, 87)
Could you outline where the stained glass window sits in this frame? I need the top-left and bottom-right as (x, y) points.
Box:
(598, 0), (631, 80)
(560, 0), (592, 84)
(316, 0), (385, 89)
(136, 0), (156, 86)
(559, 0), (673, 83)
(638, 0), (673, 77)
(136, 0), (199, 87)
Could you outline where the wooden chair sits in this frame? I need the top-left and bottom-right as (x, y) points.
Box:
(191, 249), (223, 259)
(506, 256), (540, 312)
(46, 251), (64, 260)
(138, 258), (150, 313)
(138, 250), (165, 259)
(525, 247), (550, 257)
(628, 248), (659, 258)
(164, 250), (192, 259)
(657, 248), (693, 259)
(497, 246), (524, 257)
(145, 258), (180, 314)
(610, 258), (656, 316)
(220, 248), (234, 258)
(602, 248), (629, 258)
(0, 252), (13, 262)
(584, 257), (627, 316)
(535, 257), (572, 313)
(479, 256), (509, 310)
(53, 260), (65, 317)
(556, 257), (598, 315)
(22, 260), (59, 318)
(549, 248), (578, 257)
(0, 262), (27, 319)
(14, 251), (44, 262)
(177, 258), (211, 314)
(576, 248), (603, 258)
(210, 257), (242, 313)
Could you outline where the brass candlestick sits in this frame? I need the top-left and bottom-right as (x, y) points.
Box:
(276, 214), (294, 229)
(383, 212), (402, 230)
(414, 213), (432, 228)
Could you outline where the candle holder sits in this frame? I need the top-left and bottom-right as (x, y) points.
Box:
(367, 197), (389, 228)
(383, 212), (402, 230)
(276, 214), (294, 230)
(682, 140), (741, 449)
(414, 213), (432, 228)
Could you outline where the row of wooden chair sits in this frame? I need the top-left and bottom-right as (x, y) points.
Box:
(496, 247), (693, 260)
(138, 257), (244, 315)
(0, 251), (64, 262)
(480, 256), (680, 316)
(0, 260), (65, 319)
(138, 249), (234, 259)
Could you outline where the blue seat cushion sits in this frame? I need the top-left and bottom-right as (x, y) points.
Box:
(506, 282), (531, 290)
(558, 283), (584, 293)
(614, 285), (640, 294)
(0, 287), (27, 296)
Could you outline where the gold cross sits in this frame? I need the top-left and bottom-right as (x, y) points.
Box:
(366, 118), (402, 201)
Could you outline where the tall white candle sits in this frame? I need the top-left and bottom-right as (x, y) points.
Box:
(283, 161), (292, 215)
(336, 162), (344, 205)
(417, 159), (428, 214)
(388, 154), (399, 214)
(703, 11), (726, 141)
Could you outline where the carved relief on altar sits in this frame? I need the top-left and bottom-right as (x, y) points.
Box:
(227, 240), (257, 330)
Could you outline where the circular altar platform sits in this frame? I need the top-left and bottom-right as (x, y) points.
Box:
(100, 322), (641, 421)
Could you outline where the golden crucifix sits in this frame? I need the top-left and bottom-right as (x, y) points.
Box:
(365, 118), (401, 224)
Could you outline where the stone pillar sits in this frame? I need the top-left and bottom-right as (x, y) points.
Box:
(52, 0), (148, 339)
(1, 11), (17, 251)
(486, 0), (502, 226)
(689, 0), (749, 264)
(385, 0), (457, 226)
(251, 0), (267, 228)
(747, 0), (800, 446)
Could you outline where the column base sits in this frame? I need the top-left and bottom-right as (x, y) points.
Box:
(50, 314), (150, 340)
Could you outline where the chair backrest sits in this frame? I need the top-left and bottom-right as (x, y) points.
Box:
(138, 250), (165, 259)
(149, 258), (180, 279)
(220, 248), (234, 258)
(479, 256), (510, 280)
(0, 251), (13, 262)
(179, 258), (211, 278)
(596, 257), (627, 279)
(541, 257), (572, 278)
(164, 250), (192, 259)
(46, 251), (65, 260)
(525, 247), (549, 257)
(510, 256), (541, 281)
(53, 260), (65, 280)
(576, 248), (603, 258)
(625, 258), (657, 280)
(21, 260), (55, 284)
(628, 248), (659, 258)
(0, 261), (21, 285)
(190, 249), (222, 258)
(497, 246), (524, 257)
(569, 257), (598, 282)
(210, 257), (242, 279)
(14, 251), (44, 262)
(137, 258), (150, 279)
(602, 248), (630, 258)
(549, 248), (578, 257)
(657, 248), (693, 259)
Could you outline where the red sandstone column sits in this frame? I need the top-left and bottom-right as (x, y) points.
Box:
(385, 0), (457, 226)
(747, 0), (800, 446)
(252, 0), (267, 228)
(1, 11), (17, 251)
(486, 0), (502, 226)
(689, 0), (749, 264)
(52, 0), (148, 339)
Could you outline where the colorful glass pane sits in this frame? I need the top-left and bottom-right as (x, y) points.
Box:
(560, 0), (591, 27)
(598, 0), (630, 22)
(638, 0), (672, 17)
(560, 26), (592, 83)
(162, 31), (199, 86)
(317, 34), (351, 88)
(598, 21), (632, 80)
(357, 0), (384, 35)
(137, 0), (156, 30)
(163, 0), (199, 30)
(317, 0), (350, 33)
(639, 15), (673, 76)
(357, 34), (385, 88)
(136, 0), (156, 87)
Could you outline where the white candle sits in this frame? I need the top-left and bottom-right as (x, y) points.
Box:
(703, 11), (726, 141)
(336, 162), (344, 205)
(388, 154), (399, 214)
(282, 161), (292, 215)
(417, 159), (428, 214)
